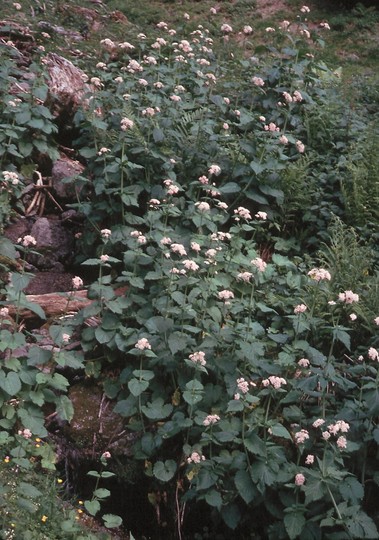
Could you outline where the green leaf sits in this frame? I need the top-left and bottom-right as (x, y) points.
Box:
(183, 379), (204, 405)
(0, 371), (21, 396)
(222, 503), (241, 530)
(0, 237), (17, 260)
(103, 514), (123, 528)
(153, 460), (177, 482)
(84, 499), (101, 516)
(141, 398), (173, 420)
(27, 346), (52, 366)
(17, 482), (42, 499)
(234, 469), (258, 504)
(168, 332), (188, 355)
(339, 477), (364, 504)
(128, 378), (149, 396)
(93, 488), (111, 500)
(55, 395), (74, 422)
(17, 407), (47, 437)
(205, 489), (222, 508)
(332, 327), (351, 351)
(284, 510), (306, 539)
(270, 423), (292, 440)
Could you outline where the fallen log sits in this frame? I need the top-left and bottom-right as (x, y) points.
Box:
(7, 290), (91, 320)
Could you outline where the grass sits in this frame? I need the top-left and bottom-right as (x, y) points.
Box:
(2, 0), (378, 84)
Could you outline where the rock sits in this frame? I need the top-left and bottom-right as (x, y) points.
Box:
(51, 153), (85, 200)
(44, 52), (94, 114)
(25, 271), (75, 295)
(29, 216), (74, 270)
(3, 217), (30, 244)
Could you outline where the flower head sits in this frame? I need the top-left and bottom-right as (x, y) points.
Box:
(203, 414), (220, 426)
(307, 268), (331, 282)
(135, 338), (151, 350)
(295, 473), (305, 486)
(338, 290), (359, 304)
(189, 351), (206, 366)
(294, 304), (307, 314)
(72, 276), (83, 290)
(251, 257), (267, 272)
(18, 235), (37, 247)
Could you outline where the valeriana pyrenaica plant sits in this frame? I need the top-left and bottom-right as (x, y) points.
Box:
(69, 7), (379, 538)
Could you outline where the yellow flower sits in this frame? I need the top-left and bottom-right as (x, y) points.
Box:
(78, 500), (84, 505)
(57, 478), (63, 484)
(41, 515), (48, 522)
(4, 456), (10, 463)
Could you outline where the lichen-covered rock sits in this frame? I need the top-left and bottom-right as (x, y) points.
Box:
(51, 153), (85, 199)
(29, 216), (73, 269)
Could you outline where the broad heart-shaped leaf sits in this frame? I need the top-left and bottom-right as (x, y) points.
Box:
(168, 332), (188, 355)
(332, 326), (351, 351)
(183, 379), (204, 405)
(84, 499), (101, 516)
(27, 346), (52, 366)
(222, 503), (241, 530)
(103, 514), (123, 528)
(234, 469), (258, 504)
(284, 510), (306, 539)
(141, 398), (173, 420)
(128, 378), (149, 397)
(17, 406), (48, 437)
(55, 395), (74, 422)
(205, 489), (222, 508)
(269, 423), (292, 440)
(338, 476), (364, 504)
(0, 371), (21, 396)
(153, 460), (177, 482)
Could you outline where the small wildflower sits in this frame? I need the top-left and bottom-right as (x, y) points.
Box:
(368, 347), (379, 362)
(294, 304), (307, 314)
(183, 260), (200, 271)
(305, 454), (314, 465)
(252, 76), (265, 87)
(234, 206), (252, 220)
(237, 378), (250, 394)
(101, 451), (111, 459)
(171, 243), (187, 256)
(374, 317), (379, 325)
(218, 289), (234, 301)
(300, 5), (311, 13)
(62, 333), (71, 344)
(189, 351), (206, 366)
(237, 271), (253, 282)
(294, 429), (310, 444)
(0, 307), (9, 317)
(18, 235), (37, 247)
(101, 228), (112, 239)
(339, 291), (359, 304)
(307, 268), (331, 282)
(170, 94), (181, 102)
(243, 25), (253, 35)
(195, 201), (211, 212)
(296, 140), (305, 153)
(187, 451), (205, 464)
(251, 257), (267, 272)
(121, 118), (134, 131)
(295, 473), (305, 486)
(203, 414), (220, 426)
(72, 276), (83, 290)
(208, 164), (221, 176)
(41, 515), (48, 523)
(221, 23), (233, 33)
(135, 338), (151, 350)
(18, 428), (32, 439)
(100, 254), (109, 263)
(312, 419), (325, 428)
(98, 147), (110, 155)
(265, 27), (276, 33)
(322, 431), (331, 441)
(320, 22), (331, 30)
(349, 313), (357, 321)
(191, 242), (201, 252)
(298, 358), (310, 368)
(262, 376), (287, 389)
(337, 436), (347, 449)
(255, 211), (267, 220)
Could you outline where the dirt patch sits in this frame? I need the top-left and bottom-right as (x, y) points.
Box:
(256, 0), (288, 18)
